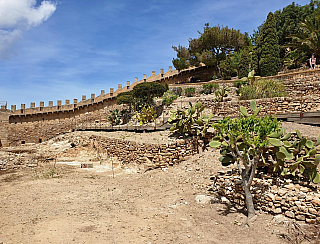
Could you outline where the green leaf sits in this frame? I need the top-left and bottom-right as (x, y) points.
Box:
(195, 119), (204, 126)
(262, 156), (266, 165)
(279, 146), (294, 160)
(190, 106), (196, 115)
(170, 126), (176, 131)
(299, 165), (305, 174)
(222, 141), (228, 147)
(219, 155), (234, 166)
(269, 131), (283, 138)
(281, 132), (292, 141)
(240, 106), (249, 117)
(303, 161), (317, 168)
(315, 155), (320, 165)
(309, 149), (317, 157)
(273, 162), (280, 172)
(276, 151), (286, 160)
(237, 142), (246, 151)
(253, 106), (261, 116)
(296, 129), (302, 139)
(209, 141), (221, 148)
(199, 106), (205, 113)
(317, 134), (320, 146)
(250, 100), (257, 112)
(283, 141), (293, 148)
(195, 102), (202, 108)
(306, 140), (314, 149)
(268, 138), (282, 147)
(281, 168), (288, 176)
(289, 163), (299, 176)
(312, 171), (320, 184)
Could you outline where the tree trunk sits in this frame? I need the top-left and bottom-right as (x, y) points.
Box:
(243, 182), (255, 220)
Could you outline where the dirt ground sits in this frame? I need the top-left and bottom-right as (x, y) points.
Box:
(0, 121), (319, 244)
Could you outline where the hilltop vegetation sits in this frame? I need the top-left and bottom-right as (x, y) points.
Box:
(172, 1), (320, 78)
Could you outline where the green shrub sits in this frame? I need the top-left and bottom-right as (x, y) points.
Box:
(239, 79), (287, 100)
(134, 106), (157, 125)
(171, 87), (182, 96)
(200, 83), (219, 95)
(215, 86), (229, 102)
(184, 87), (196, 97)
(162, 90), (178, 106)
(233, 78), (249, 89)
(212, 75), (218, 80)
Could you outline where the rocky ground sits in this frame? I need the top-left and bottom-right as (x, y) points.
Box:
(0, 122), (320, 244)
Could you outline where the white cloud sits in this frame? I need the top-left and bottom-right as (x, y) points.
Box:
(0, 0), (57, 58)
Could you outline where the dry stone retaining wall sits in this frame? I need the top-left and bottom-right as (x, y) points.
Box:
(85, 135), (201, 168)
(209, 170), (320, 224)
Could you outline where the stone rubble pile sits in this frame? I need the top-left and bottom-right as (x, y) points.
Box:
(208, 169), (320, 224)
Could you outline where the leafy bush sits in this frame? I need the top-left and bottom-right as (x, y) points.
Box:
(162, 90), (178, 106)
(132, 82), (166, 105)
(134, 106), (157, 125)
(210, 101), (320, 222)
(116, 91), (134, 105)
(171, 87), (182, 96)
(184, 87), (196, 97)
(215, 86), (229, 102)
(212, 75), (218, 80)
(168, 102), (212, 137)
(233, 78), (249, 89)
(200, 83), (219, 95)
(239, 79), (287, 100)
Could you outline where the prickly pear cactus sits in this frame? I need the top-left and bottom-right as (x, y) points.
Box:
(267, 128), (320, 183)
(168, 102), (212, 137)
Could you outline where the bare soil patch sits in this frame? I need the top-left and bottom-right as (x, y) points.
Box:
(1, 122), (320, 243)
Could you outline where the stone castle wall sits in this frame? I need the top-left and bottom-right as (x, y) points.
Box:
(2, 66), (320, 147)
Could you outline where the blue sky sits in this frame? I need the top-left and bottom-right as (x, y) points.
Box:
(0, 0), (311, 108)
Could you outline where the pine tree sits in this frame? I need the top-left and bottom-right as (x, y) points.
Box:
(259, 12), (280, 77)
(238, 48), (250, 78)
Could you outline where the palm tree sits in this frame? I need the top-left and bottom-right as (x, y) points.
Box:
(286, 17), (320, 65)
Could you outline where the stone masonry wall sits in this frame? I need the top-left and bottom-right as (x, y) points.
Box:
(81, 135), (200, 168)
(209, 169), (320, 224)
(7, 107), (115, 146)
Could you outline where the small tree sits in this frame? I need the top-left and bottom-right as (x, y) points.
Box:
(132, 82), (166, 106)
(117, 91), (134, 105)
(210, 101), (320, 223)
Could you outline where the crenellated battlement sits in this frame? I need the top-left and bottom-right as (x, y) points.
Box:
(9, 65), (180, 116)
